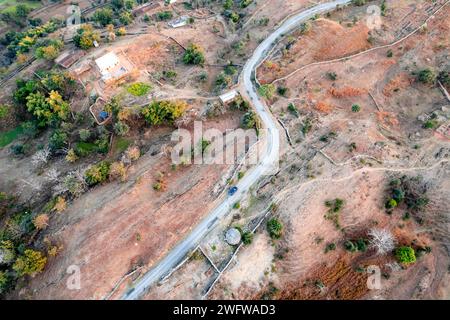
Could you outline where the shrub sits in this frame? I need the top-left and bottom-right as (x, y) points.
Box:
(215, 72), (232, 89)
(438, 70), (450, 86)
(49, 130), (68, 151)
(242, 231), (253, 245)
(287, 103), (299, 117)
(416, 68), (436, 84)
(110, 161), (127, 182)
(301, 118), (313, 135)
(325, 242), (336, 253)
(344, 240), (357, 252)
(127, 82), (151, 96)
(327, 72), (337, 81)
(352, 0), (366, 6)
(33, 214), (49, 230)
(0, 270), (10, 293)
(13, 249), (47, 277)
(157, 11), (173, 21)
(79, 129), (91, 142)
(351, 104), (361, 112)
(119, 11), (133, 25)
(395, 246), (416, 264)
(183, 44), (205, 66)
(423, 119), (438, 129)
(385, 198), (398, 209)
(277, 86), (288, 97)
(124, 146), (140, 162)
(267, 218), (283, 239)
(114, 121), (130, 136)
(0, 105), (9, 119)
(95, 136), (110, 154)
(85, 161), (111, 186)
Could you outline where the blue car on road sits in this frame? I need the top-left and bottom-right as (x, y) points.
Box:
(228, 186), (238, 196)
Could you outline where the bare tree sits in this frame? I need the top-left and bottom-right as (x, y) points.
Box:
(54, 168), (87, 197)
(31, 147), (51, 166)
(368, 228), (396, 255)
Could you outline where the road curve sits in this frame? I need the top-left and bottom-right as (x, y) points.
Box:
(121, 0), (351, 300)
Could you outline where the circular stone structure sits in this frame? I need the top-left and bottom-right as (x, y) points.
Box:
(225, 228), (241, 245)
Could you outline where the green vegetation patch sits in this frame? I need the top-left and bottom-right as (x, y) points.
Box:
(127, 82), (152, 97)
(0, 124), (24, 148)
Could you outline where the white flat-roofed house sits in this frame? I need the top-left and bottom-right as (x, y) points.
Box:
(219, 89), (238, 105)
(168, 16), (188, 28)
(94, 51), (131, 84)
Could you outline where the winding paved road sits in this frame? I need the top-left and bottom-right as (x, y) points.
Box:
(121, 0), (351, 300)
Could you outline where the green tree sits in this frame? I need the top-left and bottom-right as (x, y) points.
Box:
(258, 84), (276, 99)
(12, 249), (47, 277)
(416, 68), (436, 84)
(73, 25), (100, 50)
(93, 8), (114, 27)
(26, 92), (50, 127)
(183, 44), (206, 66)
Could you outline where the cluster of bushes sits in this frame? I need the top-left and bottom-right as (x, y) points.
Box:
(92, 0), (135, 27)
(229, 96), (249, 111)
(413, 68), (449, 86)
(344, 238), (368, 253)
(385, 177), (429, 216)
(1, 20), (62, 58)
(13, 72), (75, 128)
(324, 198), (345, 229)
(0, 194), (50, 296)
(35, 39), (64, 60)
(0, 3), (33, 27)
(222, 0), (252, 24)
